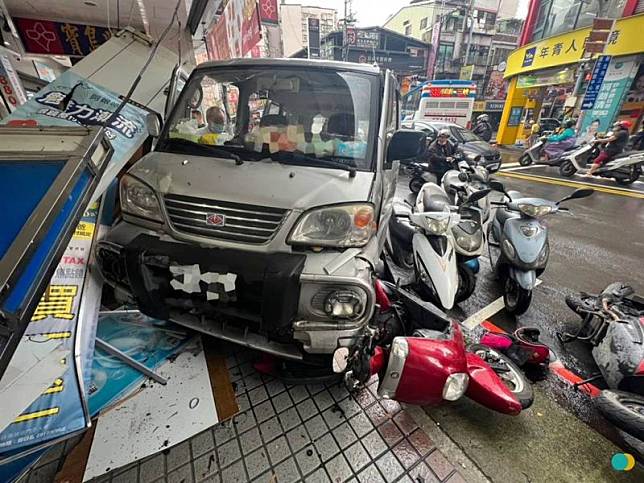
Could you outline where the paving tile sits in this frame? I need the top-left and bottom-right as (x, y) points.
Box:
(357, 463), (386, 483)
(426, 450), (455, 481)
(336, 397), (362, 419)
(304, 467), (331, 483)
(379, 399), (402, 416)
(216, 438), (241, 469)
(248, 386), (269, 406)
(445, 471), (468, 483)
(274, 457), (301, 483)
(296, 397), (318, 421)
(377, 419), (403, 447)
(239, 426), (263, 455)
(166, 441), (191, 472)
(365, 402), (390, 427)
(325, 453), (353, 483)
(239, 361), (255, 377)
(306, 384), (326, 396)
(393, 411), (419, 436)
(352, 388), (376, 409)
(348, 412), (373, 439)
(305, 414), (328, 441)
(409, 429), (435, 457)
(295, 444), (322, 477)
(139, 453), (166, 483)
(361, 429), (388, 460)
(258, 415), (282, 443)
(244, 373), (265, 392)
(408, 461), (440, 483)
(253, 399), (276, 423)
(213, 422), (236, 446)
(233, 410), (257, 435)
(112, 465), (139, 483)
(192, 451), (218, 482)
(321, 406), (345, 430)
(392, 438), (421, 470)
(245, 447), (271, 481)
(344, 441), (370, 473)
(313, 390), (335, 412)
(313, 432), (340, 462)
(375, 451), (404, 482)
(327, 382), (350, 403)
(251, 470), (272, 483)
(289, 385), (310, 404)
(266, 379), (287, 397)
(267, 435), (291, 466)
(219, 458), (247, 483)
(279, 406), (302, 432)
(272, 390), (294, 413)
(236, 393), (251, 412)
(191, 429), (215, 459)
(334, 421), (358, 450)
(287, 424), (311, 453)
(367, 379), (380, 398)
(167, 462), (194, 483)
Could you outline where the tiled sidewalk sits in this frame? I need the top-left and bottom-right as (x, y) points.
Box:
(22, 347), (469, 483)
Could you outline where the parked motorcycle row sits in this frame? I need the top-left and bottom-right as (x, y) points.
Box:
(520, 133), (643, 186)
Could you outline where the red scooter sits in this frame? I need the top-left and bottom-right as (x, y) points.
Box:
(333, 280), (533, 415)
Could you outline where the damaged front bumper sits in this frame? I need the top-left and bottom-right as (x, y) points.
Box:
(96, 221), (374, 360)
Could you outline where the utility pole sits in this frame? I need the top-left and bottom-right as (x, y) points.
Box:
(463, 0), (474, 67)
(342, 0), (353, 62)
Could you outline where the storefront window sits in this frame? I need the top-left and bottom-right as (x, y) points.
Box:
(545, 0), (575, 37)
(532, 0), (551, 40)
(436, 43), (454, 71)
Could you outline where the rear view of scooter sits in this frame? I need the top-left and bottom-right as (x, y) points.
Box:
(557, 141), (600, 177)
(519, 136), (546, 166)
(487, 181), (594, 315)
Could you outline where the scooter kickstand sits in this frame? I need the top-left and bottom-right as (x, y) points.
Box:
(572, 373), (602, 391)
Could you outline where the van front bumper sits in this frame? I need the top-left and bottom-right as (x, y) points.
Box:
(96, 221), (373, 358)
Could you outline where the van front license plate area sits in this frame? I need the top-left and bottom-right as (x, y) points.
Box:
(169, 264), (237, 302)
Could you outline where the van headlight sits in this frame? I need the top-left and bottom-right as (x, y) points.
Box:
(289, 204), (375, 248)
(120, 175), (163, 222)
(442, 373), (469, 401)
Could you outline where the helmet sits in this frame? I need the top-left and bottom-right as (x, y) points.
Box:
(477, 114), (489, 122)
(438, 128), (450, 138)
(613, 120), (632, 130)
(564, 119), (575, 128)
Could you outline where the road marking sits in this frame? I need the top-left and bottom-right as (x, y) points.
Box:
(501, 164), (549, 172)
(502, 162), (520, 168)
(497, 171), (644, 199)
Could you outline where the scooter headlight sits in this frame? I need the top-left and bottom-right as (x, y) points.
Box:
(520, 224), (539, 237)
(442, 372), (469, 401)
(502, 239), (516, 260)
(518, 203), (552, 218)
(452, 223), (482, 251)
(424, 217), (449, 235)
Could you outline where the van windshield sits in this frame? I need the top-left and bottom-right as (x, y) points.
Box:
(159, 66), (378, 171)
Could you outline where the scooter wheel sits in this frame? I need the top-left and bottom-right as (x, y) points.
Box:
(468, 344), (534, 410)
(519, 154), (532, 167)
(596, 390), (644, 441)
(615, 165), (641, 186)
(504, 278), (532, 315)
(455, 264), (476, 303)
(409, 177), (424, 194)
(559, 160), (576, 177)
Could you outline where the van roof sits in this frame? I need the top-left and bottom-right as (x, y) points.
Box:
(195, 57), (382, 76)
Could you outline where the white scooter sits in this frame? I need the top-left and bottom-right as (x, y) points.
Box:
(519, 137), (546, 166)
(559, 141), (643, 186)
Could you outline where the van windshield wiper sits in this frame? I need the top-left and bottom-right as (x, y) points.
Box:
(269, 151), (357, 177)
(162, 137), (242, 164)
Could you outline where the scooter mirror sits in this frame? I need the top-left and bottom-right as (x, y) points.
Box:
(467, 188), (492, 204)
(332, 347), (350, 373)
(489, 180), (506, 194)
(558, 188), (594, 203)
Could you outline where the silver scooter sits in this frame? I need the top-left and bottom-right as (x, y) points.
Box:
(487, 181), (594, 315)
(519, 137), (546, 166)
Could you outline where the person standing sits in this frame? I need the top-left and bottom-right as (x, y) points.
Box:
(472, 114), (493, 142)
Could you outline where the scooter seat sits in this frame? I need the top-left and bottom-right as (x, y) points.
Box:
(422, 192), (452, 212)
(612, 150), (640, 160)
(388, 215), (415, 245)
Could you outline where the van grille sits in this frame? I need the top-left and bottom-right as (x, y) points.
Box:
(164, 194), (287, 244)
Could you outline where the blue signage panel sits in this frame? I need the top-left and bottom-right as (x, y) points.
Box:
(581, 55), (611, 110)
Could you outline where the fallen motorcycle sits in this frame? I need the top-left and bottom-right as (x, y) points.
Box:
(333, 280), (534, 415)
(559, 282), (644, 440)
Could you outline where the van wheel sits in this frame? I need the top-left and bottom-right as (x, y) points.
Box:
(409, 177), (424, 194)
(559, 160), (576, 177)
(519, 154), (532, 166)
(615, 165), (641, 186)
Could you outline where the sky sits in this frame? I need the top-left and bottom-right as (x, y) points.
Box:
(285, 0), (530, 27)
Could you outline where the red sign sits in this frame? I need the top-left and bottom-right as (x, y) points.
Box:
(14, 17), (111, 56)
(259, 0), (279, 24)
(206, 0), (261, 60)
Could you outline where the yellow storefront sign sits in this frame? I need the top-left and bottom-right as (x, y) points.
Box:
(505, 13), (644, 78)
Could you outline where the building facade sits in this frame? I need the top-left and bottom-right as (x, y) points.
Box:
(497, 0), (644, 146)
(280, 3), (338, 57)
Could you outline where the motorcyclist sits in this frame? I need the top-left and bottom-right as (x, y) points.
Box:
(472, 114), (493, 142)
(423, 128), (462, 182)
(588, 120), (632, 176)
(542, 119), (576, 160)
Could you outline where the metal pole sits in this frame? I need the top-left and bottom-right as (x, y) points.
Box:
(463, 0), (474, 67)
(95, 337), (168, 385)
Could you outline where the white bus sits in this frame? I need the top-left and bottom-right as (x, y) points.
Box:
(402, 80), (478, 129)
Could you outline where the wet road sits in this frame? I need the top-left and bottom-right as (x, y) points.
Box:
(396, 162), (644, 480)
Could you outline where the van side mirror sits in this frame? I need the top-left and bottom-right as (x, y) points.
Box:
(386, 129), (426, 167)
(146, 112), (162, 138)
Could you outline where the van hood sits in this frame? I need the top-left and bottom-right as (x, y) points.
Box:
(129, 152), (375, 210)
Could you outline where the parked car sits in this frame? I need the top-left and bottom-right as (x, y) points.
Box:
(402, 119), (502, 172)
(96, 58), (425, 365)
(538, 118), (561, 135)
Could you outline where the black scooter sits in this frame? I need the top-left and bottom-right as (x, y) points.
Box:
(560, 282), (644, 441)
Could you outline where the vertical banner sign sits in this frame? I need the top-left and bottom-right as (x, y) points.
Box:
(0, 205), (100, 453)
(0, 55), (28, 112)
(206, 0), (261, 60)
(580, 55), (638, 133)
(426, 22), (441, 80)
(258, 0), (279, 24)
(308, 18), (321, 59)
(581, 55), (611, 110)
